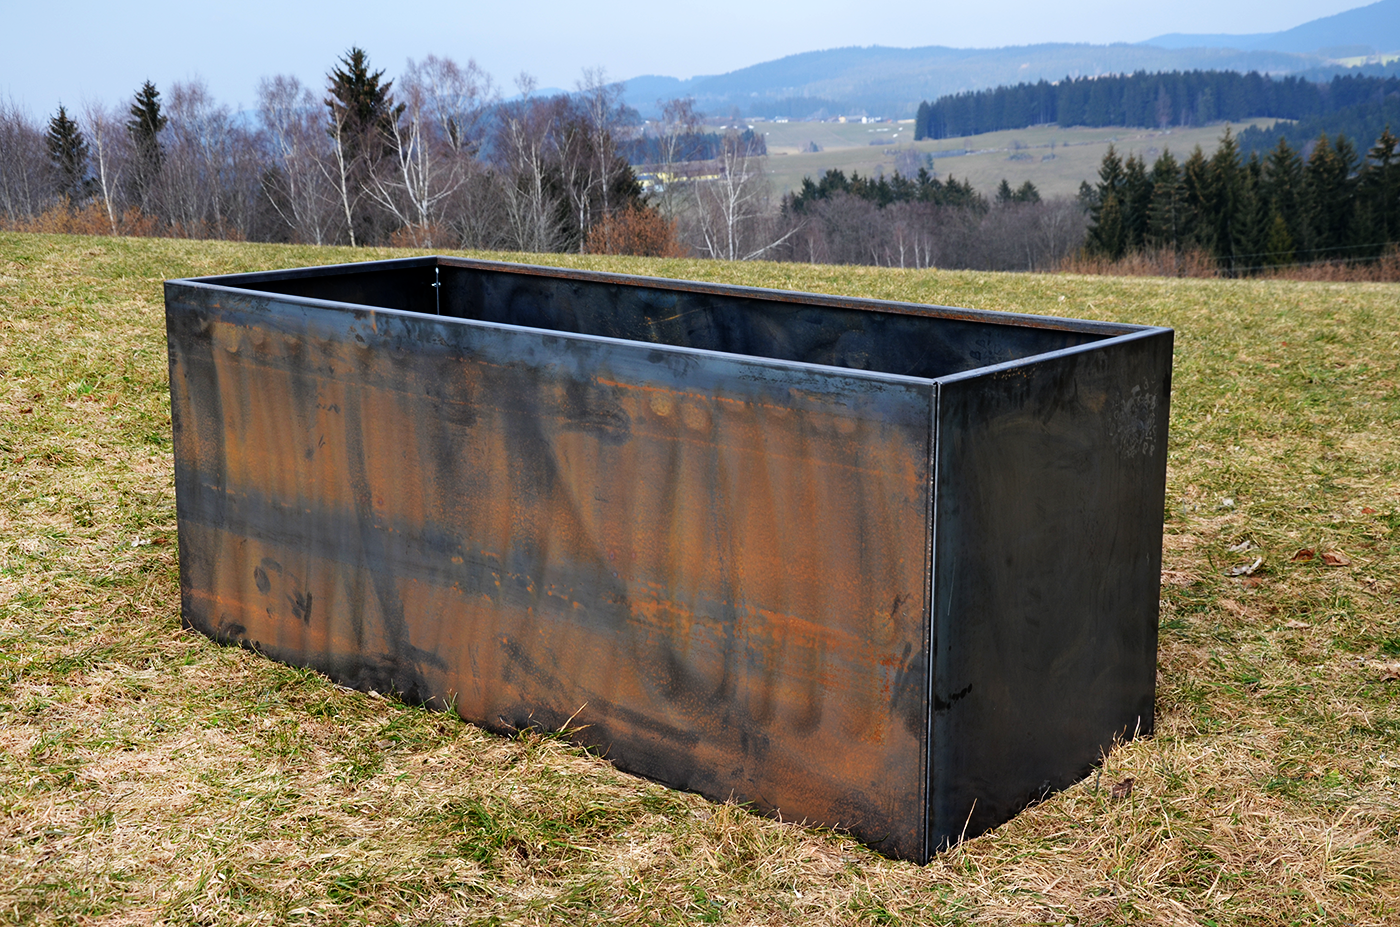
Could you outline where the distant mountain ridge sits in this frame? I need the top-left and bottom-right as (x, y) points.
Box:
(1143, 0), (1400, 54)
(618, 1), (1399, 120)
(621, 45), (1325, 120)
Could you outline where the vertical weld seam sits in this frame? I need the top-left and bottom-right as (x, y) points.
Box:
(922, 382), (939, 864)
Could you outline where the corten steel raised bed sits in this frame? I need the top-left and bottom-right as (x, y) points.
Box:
(165, 256), (1172, 863)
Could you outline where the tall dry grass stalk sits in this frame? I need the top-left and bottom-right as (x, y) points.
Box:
(1059, 245), (1400, 283)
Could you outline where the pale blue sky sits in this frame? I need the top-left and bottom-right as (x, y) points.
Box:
(0, 0), (1371, 118)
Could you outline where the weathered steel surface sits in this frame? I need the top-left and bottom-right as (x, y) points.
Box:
(165, 256), (1172, 863)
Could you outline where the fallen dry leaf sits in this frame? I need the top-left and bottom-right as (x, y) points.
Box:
(1292, 548), (1315, 562)
(1322, 551), (1351, 567)
(1362, 506), (1378, 514)
(1110, 777), (1135, 800)
(1285, 620), (1310, 630)
(1368, 661), (1400, 682)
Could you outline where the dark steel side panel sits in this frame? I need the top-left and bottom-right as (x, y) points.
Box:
(436, 265), (1107, 382)
(928, 329), (1172, 847)
(165, 283), (935, 860)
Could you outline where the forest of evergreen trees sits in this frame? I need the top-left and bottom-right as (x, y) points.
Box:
(1237, 92), (1400, 158)
(914, 71), (1400, 142)
(1080, 127), (1400, 274)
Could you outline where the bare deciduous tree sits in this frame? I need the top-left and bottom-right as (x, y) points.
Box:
(81, 100), (127, 234)
(651, 97), (701, 219)
(690, 128), (792, 261)
(367, 55), (496, 247)
(0, 98), (49, 223)
(160, 80), (260, 239)
(258, 75), (340, 245)
(495, 74), (567, 252)
(325, 103), (362, 246)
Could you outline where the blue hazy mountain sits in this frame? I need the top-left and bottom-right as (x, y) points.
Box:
(620, 44), (1321, 120)
(1143, 0), (1400, 55)
(617, 1), (1398, 120)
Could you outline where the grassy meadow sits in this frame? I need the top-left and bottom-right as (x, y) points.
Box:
(1, 232), (1399, 925)
(759, 120), (1281, 199)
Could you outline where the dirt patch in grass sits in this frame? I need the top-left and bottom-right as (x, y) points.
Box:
(2, 232), (1399, 925)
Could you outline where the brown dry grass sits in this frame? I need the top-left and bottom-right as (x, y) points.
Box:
(1059, 246), (1400, 284)
(2, 232), (1398, 925)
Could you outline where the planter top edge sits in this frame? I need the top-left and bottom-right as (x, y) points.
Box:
(170, 254), (1166, 341)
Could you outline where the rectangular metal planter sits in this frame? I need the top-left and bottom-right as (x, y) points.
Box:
(165, 256), (1172, 863)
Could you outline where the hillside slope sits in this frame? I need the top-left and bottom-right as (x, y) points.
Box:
(1144, 0), (1400, 54)
(621, 44), (1323, 119)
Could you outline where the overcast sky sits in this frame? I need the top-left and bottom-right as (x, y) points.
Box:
(0, 0), (1371, 118)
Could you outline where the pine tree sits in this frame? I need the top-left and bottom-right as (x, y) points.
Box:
(46, 104), (90, 207)
(1263, 212), (1295, 267)
(1358, 127), (1399, 245)
(324, 47), (404, 245)
(1090, 192), (1127, 260)
(1146, 149), (1185, 251)
(1304, 134), (1358, 262)
(1086, 145), (1126, 256)
(995, 178), (1015, 204)
(325, 47), (402, 165)
(1181, 146), (1213, 255)
(1236, 154), (1270, 274)
(1264, 137), (1307, 262)
(1205, 128), (1245, 273)
(1121, 153), (1153, 253)
(126, 81), (166, 210)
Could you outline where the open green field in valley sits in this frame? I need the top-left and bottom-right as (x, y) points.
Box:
(758, 120), (1285, 200)
(2, 232), (1398, 925)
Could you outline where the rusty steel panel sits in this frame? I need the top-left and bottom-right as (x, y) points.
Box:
(165, 256), (1172, 863)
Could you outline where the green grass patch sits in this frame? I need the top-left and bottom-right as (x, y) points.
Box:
(2, 231), (1399, 925)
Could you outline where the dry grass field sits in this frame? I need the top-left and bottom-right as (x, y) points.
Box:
(1, 232), (1398, 925)
(758, 121), (1283, 199)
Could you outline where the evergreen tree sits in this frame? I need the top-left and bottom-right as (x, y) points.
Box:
(324, 47), (404, 245)
(1206, 128), (1246, 272)
(1357, 127), (1399, 246)
(126, 80), (166, 210)
(1263, 212), (1295, 267)
(1236, 153), (1270, 274)
(1121, 153), (1153, 253)
(325, 47), (403, 165)
(46, 104), (90, 207)
(1086, 144), (1126, 256)
(1304, 134), (1358, 261)
(1181, 146), (1213, 255)
(995, 178), (1015, 204)
(1013, 180), (1041, 203)
(1092, 192), (1126, 260)
(1146, 149), (1185, 251)
(1263, 137), (1307, 262)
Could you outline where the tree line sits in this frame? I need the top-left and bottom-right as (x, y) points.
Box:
(1237, 91), (1400, 160)
(764, 167), (1085, 271)
(0, 49), (799, 259)
(1081, 127), (1400, 274)
(914, 71), (1400, 140)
